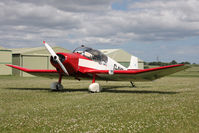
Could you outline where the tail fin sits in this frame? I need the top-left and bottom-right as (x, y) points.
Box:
(128, 56), (138, 69)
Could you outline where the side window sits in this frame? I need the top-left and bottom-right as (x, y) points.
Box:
(84, 51), (93, 59)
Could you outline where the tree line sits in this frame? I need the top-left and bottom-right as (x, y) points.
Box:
(144, 60), (191, 66)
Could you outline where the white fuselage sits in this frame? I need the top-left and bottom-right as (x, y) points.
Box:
(78, 56), (127, 71)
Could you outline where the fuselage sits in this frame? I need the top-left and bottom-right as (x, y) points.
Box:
(50, 46), (128, 77)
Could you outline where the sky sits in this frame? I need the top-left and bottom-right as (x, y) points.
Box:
(0, 0), (199, 63)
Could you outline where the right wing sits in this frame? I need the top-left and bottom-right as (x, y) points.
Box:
(81, 64), (190, 81)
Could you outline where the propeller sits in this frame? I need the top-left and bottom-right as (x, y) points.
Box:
(43, 41), (69, 75)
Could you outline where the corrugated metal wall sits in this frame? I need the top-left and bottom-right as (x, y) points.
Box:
(12, 54), (21, 76)
(12, 54), (55, 77)
(0, 50), (12, 75)
(22, 55), (48, 77)
(138, 62), (144, 69)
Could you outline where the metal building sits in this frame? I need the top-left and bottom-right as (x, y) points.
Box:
(100, 49), (144, 69)
(0, 46), (12, 75)
(12, 46), (70, 77)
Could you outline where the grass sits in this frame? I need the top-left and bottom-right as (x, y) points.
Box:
(0, 66), (199, 132)
(170, 66), (199, 77)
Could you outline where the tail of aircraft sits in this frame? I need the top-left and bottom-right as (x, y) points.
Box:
(128, 56), (138, 69)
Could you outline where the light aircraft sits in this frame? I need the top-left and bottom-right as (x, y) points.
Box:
(7, 41), (189, 92)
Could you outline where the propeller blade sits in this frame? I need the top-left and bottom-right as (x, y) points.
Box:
(43, 41), (69, 75)
(43, 41), (57, 57)
(56, 58), (69, 75)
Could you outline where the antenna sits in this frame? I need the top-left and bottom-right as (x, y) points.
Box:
(81, 40), (88, 46)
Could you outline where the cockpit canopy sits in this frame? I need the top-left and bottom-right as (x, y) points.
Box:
(73, 46), (108, 64)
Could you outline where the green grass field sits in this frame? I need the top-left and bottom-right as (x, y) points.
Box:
(0, 66), (199, 133)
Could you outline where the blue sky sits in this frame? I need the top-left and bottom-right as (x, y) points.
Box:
(0, 0), (199, 63)
(112, 0), (128, 11)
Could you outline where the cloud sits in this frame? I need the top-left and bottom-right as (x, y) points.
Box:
(3, 0), (114, 12)
(0, 0), (199, 49)
(128, 0), (199, 39)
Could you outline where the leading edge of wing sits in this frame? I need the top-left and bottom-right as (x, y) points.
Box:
(6, 64), (58, 73)
(84, 64), (189, 74)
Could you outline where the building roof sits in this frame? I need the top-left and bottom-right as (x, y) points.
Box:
(100, 49), (119, 55)
(12, 46), (71, 55)
(100, 49), (143, 62)
(0, 46), (12, 51)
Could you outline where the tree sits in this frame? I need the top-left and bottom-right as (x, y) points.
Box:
(170, 60), (177, 64)
(180, 61), (190, 64)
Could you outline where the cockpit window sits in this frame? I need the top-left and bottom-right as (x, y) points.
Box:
(73, 46), (108, 64)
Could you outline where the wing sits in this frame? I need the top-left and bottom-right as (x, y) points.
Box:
(81, 64), (190, 81)
(6, 64), (60, 78)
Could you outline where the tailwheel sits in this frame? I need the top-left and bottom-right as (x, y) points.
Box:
(88, 83), (102, 93)
(130, 81), (136, 88)
(51, 82), (63, 91)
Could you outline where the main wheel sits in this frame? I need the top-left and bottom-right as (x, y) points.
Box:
(51, 82), (63, 91)
(88, 83), (102, 93)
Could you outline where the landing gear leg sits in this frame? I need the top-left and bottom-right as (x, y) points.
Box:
(88, 74), (102, 93)
(51, 74), (63, 91)
(130, 81), (136, 88)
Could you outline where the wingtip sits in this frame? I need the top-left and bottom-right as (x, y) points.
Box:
(6, 64), (12, 67)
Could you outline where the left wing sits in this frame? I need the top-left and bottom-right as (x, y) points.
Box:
(6, 64), (59, 78)
(81, 64), (190, 81)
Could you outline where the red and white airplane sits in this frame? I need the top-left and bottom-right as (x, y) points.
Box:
(7, 41), (189, 92)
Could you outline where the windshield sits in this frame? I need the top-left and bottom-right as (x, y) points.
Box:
(73, 46), (108, 64)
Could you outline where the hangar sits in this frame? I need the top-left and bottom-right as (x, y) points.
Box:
(100, 49), (144, 69)
(0, 46), (12, 75)
(12, 46), (70, 77)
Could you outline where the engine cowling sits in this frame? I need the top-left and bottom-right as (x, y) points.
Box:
(50, 53), (79, 75)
